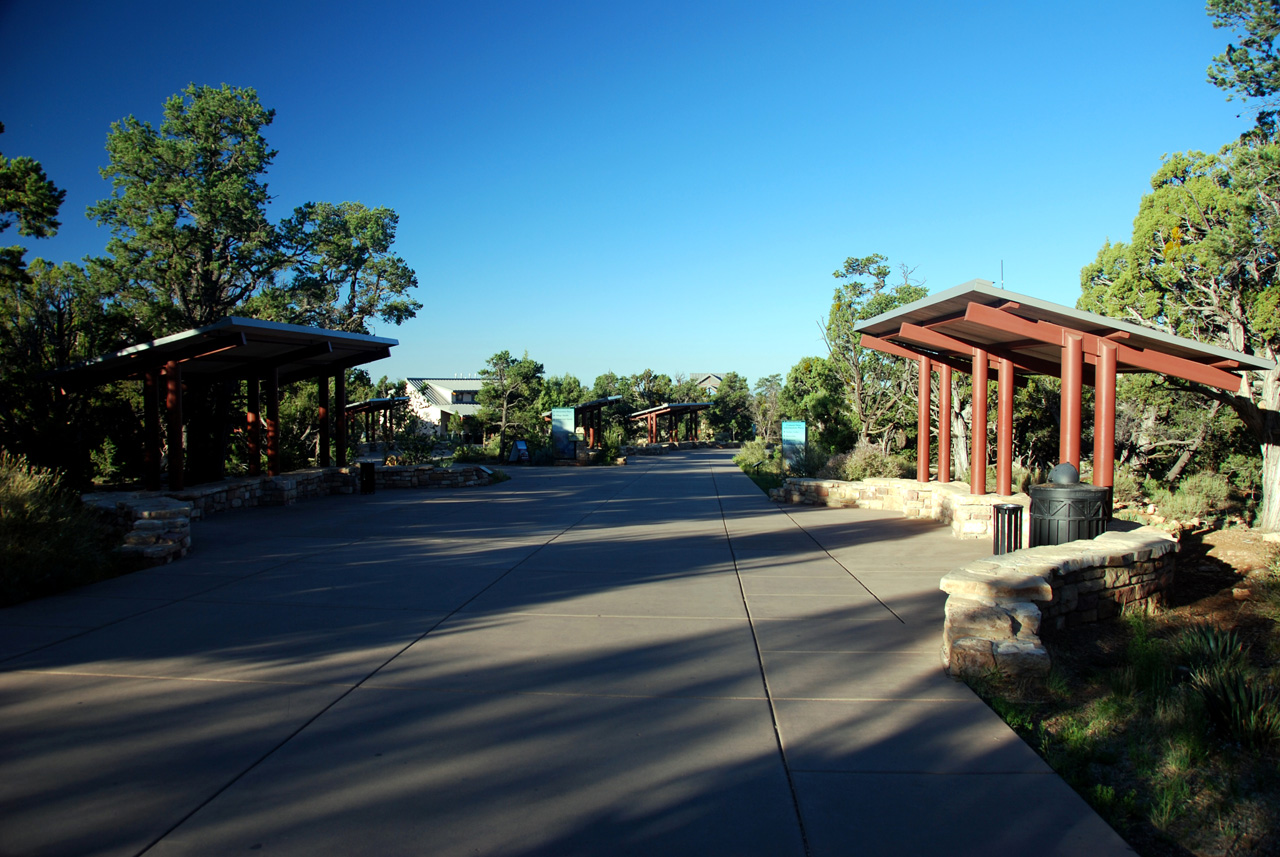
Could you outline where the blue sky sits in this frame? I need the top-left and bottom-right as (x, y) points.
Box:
(0, 0), (1254, 388)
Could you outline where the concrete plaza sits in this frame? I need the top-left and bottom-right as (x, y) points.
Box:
(0, 449), (1134, 856)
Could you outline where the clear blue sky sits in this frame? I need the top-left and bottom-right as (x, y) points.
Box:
(0, 0), (1254, 389)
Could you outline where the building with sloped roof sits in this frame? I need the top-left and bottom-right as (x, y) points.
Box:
(406, 376), (483, 437)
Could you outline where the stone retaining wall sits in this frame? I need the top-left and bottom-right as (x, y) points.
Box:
(770, 477), (1031, 542)
(939, 528), (1178, 682)
(83, 464), (494, 566)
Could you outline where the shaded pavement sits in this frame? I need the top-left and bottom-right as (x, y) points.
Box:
(0, 449), (1134, 856)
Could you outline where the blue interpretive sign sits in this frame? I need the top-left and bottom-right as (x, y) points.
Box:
(781, 421), (807, 471)
(551, 407), (576, 458)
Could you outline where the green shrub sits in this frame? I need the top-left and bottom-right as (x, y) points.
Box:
(839, 442), (908, 481)
(733, 439), (777, 470)
(1111, 468), (1143, 504)
(452, 445), (489, 463)
(1151, 471), (1233, 521)
(1, 451), (119, 606)
(787, 441), (832, 478)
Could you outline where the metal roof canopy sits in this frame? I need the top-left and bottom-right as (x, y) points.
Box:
(52, 317), (398, 491)
(345, 396), (410, 416)
(629, 402), (713, 445)
(851, 280), (1274, 498)
(55, 316), (397, 387)
(855, 280), (1273, 389)
(628, 402), (714, 419)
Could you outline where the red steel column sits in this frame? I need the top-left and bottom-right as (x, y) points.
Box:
(971, 350), (988, 495)
(164, 361), (183, 491)
(939, 365), (952, 484)
(1061, 333), (1083, 468)
(997, 357), (1014, 495)
(266, 366), (280, 477)
(143, 371), (161, 490)
(247, 378), (261, 476)
(916, 356), (931, 483)
(1093, 341), (1117, 488)
(318, 374), (331, 467)
(335, 372), (348, 467)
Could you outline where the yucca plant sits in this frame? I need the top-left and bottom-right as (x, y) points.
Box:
(1190, 664), (1280, 749)
(1174, 622), (1248, 673)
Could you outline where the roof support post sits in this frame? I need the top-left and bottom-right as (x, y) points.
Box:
(335, 371), (347, 467)
(1061, 332), (1083, 469)
(144, 370), (162, 491)
(939, 365), (952, 484)
(997, 357), (1014, 495)
(971, 349), (988, 495)
(917, 356), (931, 483)
(1094, 340), (1118, 488)
(164, 361), (184, 491)
(246, 378), (261, 477)
(318, 374), (331, 468)
(265, 366), (280, 477)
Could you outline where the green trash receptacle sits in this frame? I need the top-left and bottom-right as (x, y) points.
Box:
(1029, 463), (1110, 547)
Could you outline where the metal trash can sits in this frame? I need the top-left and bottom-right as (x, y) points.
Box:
(1028, 463), (1110, 547)
(992, 503), (1024, 555)
(360, 461), (376, 495)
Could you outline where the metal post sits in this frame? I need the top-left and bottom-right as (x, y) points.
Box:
(247, 377), (261, 477)
(1094, 340), (1117, 488)
(1061, 332), (1083, 469)
(144, 370), (161, 490)
(335, 371), (347, 467)
(971, 350), (988, 495)
(318, 374), (330, 467)
(266, 366), (280, 477)
(917, 356), (931, 483)
(939, 365), (952, 484)
(165, 360), (183, 490)
(997, 357), (1014, 495)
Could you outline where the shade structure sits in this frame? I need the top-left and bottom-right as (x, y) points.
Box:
(854, 280), (1274, 494)
(628, 402), (712, 444)
(541, 395), (624, 449)
(53, 317), (398, 489)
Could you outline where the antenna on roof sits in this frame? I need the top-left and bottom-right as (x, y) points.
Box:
(1000, 260), (1004, 289)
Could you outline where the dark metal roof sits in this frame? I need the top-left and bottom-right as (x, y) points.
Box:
(54, 317), (398, 386)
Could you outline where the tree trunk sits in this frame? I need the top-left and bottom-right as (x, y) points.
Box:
(1163, 401), (1221, 483)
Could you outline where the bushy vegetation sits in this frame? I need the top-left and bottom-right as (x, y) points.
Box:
(818, 442), (910, 481)
(971, 607), (1280, 854)
(1, 451), (120, 605)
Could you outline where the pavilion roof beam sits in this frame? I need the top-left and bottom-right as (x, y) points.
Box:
(893, 322), (1069, 379)
(963, 303), (1243, 391)
(858, 333), (975, 377)
(278, 347), (392, 385)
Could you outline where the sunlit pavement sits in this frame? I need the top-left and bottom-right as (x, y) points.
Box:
(0, 449), (1135, 856)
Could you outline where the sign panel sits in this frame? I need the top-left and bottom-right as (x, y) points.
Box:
(780, 421), (807, 471)
(551, 407), (577, 459)
(508, 440), (530, 463)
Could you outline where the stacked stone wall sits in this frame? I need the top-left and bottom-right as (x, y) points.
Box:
(770, 477), (1030, 543)
(82, 494), (193, 566)
(939, 528), (1178, 682)
(82, 464), (493, 567)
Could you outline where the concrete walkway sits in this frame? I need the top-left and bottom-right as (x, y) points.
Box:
(0, 449), (1134, 856)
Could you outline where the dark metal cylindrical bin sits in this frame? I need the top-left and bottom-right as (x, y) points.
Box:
(1028, 463), (1110, 547)
(992, 503), (1024, 555)
(360, 461), (376, 495)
